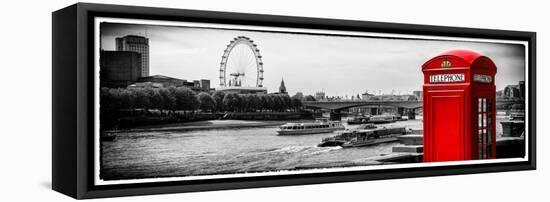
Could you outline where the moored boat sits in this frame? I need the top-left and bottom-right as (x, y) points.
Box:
(318, 124), (407, 147)
(276, 118), (344, 135)
(347, 115), (370, 125)
(368, 114), (400, 124)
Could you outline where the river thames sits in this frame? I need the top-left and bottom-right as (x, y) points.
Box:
(100, 113), (508, 180)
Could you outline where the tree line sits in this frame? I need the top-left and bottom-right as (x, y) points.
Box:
(100, 86), (305, 114)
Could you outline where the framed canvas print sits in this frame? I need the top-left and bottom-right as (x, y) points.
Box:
(52, 3), (536, 199)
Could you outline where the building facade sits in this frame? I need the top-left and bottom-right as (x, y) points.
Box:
(136, 75), (185, 88)
(504, 84), (521, 98)
(314, 92), (326, 101)
(134, 75), (212, 92)
(362, 94), (417, 101)
(413, 90), (423, 101)
(361, 91), (375, 100)
(200, 79), (210, 91)
(116, 35), (150, 77)
(278, 79), (287, 94)
(497, 81), (525, 99)
(100, 51), (142, 87)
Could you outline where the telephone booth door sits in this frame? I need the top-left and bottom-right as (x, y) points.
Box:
(428, 90), (466, 161)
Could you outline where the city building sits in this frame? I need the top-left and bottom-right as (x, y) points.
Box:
(271, 78), (288, 95)
(503, 84), (522, 98)
(193, 80), (200, 89)
(496, 90), (504, 98)
(200, 79), (210, 91)
(278, 79), (287, 94)
(136, 75), (185, 88)
(182, 79), (212, 92)
(413, 90), (423, 101)
(116, 35), (150, 77)
(127, 82), (164, 89)
(498, 81), (526, 100)
(362, 94), (418, 101)
(361, 91), (375, 100)
(100, 50), (142, 88)
(314, 92), (326, 101)
(133, 75), (212, 92)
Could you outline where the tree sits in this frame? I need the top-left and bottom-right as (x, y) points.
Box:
(304, 95), (316, 101)
(100, 87), (115, 110)
(198, 92), (216, 112)
(174, 87), (199, 113)
(264, 94), (274, 111)
(184, 89), (200, 112)
(131, 88), (151, 111)
(234, 94), (244, 112)
(118, 89), (135, 109)
(222, 93), (239, 112)
(250, 94), (261, 112)
(240, 94), (250, 112)
(281, 94), (292, 111)
(271, 94), (283, 111)
(293, 92), (304, 101)
(291, 97), (302, 111)
(242, 94), (258, 112)
(259, 94), (269, 112)
(149, 88), (164, 112)
(159, 88), (175, 113)
(212, 91), (226, 112)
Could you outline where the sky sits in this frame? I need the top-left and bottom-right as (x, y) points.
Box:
(100, 22), (525, 97)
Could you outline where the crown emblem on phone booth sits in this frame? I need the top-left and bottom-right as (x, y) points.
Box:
(441, 59), (452, 68)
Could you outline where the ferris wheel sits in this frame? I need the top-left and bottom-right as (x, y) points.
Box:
(219, 36), (264, 87)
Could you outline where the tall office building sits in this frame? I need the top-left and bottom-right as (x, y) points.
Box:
(99, 51), (142, 88)
(116, 35), (149, 77)
(200, 79), (211, 90)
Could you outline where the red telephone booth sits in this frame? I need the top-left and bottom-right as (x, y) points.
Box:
(422, 50), (497, 162)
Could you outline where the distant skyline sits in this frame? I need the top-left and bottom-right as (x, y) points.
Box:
(100, 22), (525, 97)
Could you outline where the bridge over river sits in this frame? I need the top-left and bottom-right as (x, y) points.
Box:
(302, 100), (421, 120)
(302, 98), (524, 120)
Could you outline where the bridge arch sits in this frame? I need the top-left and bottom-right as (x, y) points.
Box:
(302, 100), (422, 111)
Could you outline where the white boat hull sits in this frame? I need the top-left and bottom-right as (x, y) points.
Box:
(276, 127), (344, 135)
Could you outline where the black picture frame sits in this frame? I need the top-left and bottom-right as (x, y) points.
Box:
(52, 3), (536, 199)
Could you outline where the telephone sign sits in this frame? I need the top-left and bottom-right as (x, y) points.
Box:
(429, 73), (465, 83)
(473, 74), (493, 83)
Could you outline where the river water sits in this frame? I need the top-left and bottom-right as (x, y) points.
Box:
(101, 114), (508, 181)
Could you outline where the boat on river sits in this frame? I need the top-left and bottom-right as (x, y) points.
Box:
(347, 114), (400, 125)
(368, 114), (400, 124)
(318, 124), (406, 147)
(347, 115), (370, 125)
(276, 118), (344, 135)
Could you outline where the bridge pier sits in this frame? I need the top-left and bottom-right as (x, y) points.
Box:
(370, 107), (379, 116)
(329, 110), (342, 121)
(397, 107), (405, 118)
(407, 109), (416, 120)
